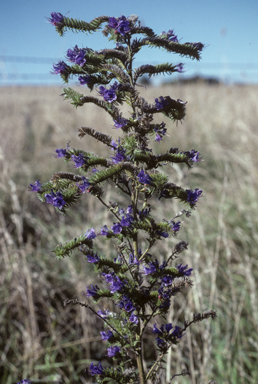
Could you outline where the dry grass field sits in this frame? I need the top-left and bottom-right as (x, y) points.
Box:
(1, 82), (258, 384)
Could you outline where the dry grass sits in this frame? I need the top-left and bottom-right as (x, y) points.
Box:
(1, 83), (258, 384)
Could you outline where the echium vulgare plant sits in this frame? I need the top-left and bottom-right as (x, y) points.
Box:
(25, 12), (217, 384)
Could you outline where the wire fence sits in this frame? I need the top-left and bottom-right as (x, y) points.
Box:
(1, 55), (258, 84)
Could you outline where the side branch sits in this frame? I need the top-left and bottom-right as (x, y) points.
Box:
(63, 298), (129, 344)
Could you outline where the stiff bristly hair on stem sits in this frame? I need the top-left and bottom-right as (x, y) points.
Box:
(20, 12), (216, 384)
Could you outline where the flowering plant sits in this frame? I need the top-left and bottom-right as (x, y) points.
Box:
(25, 12), (216, 384)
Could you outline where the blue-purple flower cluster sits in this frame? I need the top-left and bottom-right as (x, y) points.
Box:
(29, 180), (42, 192)
(66, 45), (87, 66)
(55, 148), (67, 158)
(175, 63), (184, 73)
(85, 284), (100, 297)
(45, 190), (66, 210)
(137, 169), (153, 185)
(155, 96), (170, 111)
(160, 29), (179, 43)
(154, 122), (167, 142)
(89, 361), (104, 375)
(56, 146), (89, 168)
(101, 330), (114, 341)
(107, 345), (121, 357)
(99, 81), (120, 103)
(153, 323), (182, 350)
(85, 228), (96, 239)
(48, 12), (64, 26)
(108, 16), (131, 36)
(186, 150), (201, 162)
(71, 153), (88, 168)
(113, 116), (128, 129)
(52, 61), (69, 75)
(186, 188), (202, 205)
(16, 381), (31, 384)
(78, 75), (91, 85)
(77, 177), (91, 193)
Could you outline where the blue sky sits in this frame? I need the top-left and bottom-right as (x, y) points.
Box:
(1, 0), (258, 85)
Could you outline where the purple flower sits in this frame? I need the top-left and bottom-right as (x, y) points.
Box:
(89, 361), (104, 375)
(108, 16), (131, 36)
(129, 313), (139, 324)
(98, 309), (110, 319)
(73, 51), (86, 66)
(154, 323), (183, 345)
(143, 259), (165, 275)
(155, 96), (169, 110)
(102, 273), (125, 292)
(186, 150), (201, 162)
(45, 191), (55, 204)
(86, 254), (100, 263)
(71, 153), (87, 168)
(78, 75), (91, 85)
(67, 45), (87, 66)
(111, 222), (122, 234)
(116, 19), (131, 36)
(129, 251), (140, 265)
(175, 63), (184, 73)
(120, 213), (134, 227)
(176, 263), (193, 277)
(161, 275), (173, 286)
(45, 190), (66, 210)
(137, 170), (153, 185)
(186, 188), (202, 205)
(154, 122), (167, 142)
(172, 325), (182, 338)
(52, 192), (66, 209)
(158, 285), (172, 300)
(111, 140), (118, 149)
(85, 284), (100, 297)
(153, 324), (163, 335)
(152, 323), (173, 340)
(52, 61), (69, 75)
(101, 330), (114, 341)
(156, 230), (169, 238)
(99, 82), (119, 103)
(77, 177), (91, 193)
(119, 208), (125, 215)
(139, 207), (151, 219)
(55, 148), (67, 158)
(118, 295), (135, 312)
(48, 12), (64, 26)
(29, 180), (41, 192)
(100, 225), (109, 236)
(111, 147), (127, 164)
(108, 17), (119, 29)
(85, 228), (96, 239)
(156, 337), (166, 347)
(161, 29), (178, 43)
(16, 381), (31, 384)
(143, 260), (159, 275)
(170, 221), (181, 232)
(107, 345), (121, 357)
(113, 116), (128, 129)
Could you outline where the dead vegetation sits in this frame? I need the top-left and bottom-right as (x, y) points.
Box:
(1, 83), (258, 383)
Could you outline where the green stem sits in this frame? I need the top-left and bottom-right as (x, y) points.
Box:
(136, 336), (146, 384)
(126, 34), (146, 384)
